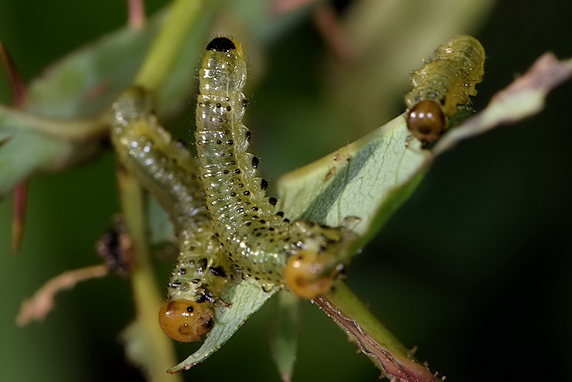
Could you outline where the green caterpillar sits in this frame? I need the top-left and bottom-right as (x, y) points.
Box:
(111, 87), (234, 342)
(405, 35), (485, 143)
(195, 37), (357, 299)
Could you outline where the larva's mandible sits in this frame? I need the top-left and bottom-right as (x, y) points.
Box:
(111, 87), (234, 342)
(195, 37), (357, 299)
(405, 35), (485, 142)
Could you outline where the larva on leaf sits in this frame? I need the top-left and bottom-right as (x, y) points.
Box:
(111, 87), (235, 342)
(195, 37), (357, 299)
(405, 35), (485, 143)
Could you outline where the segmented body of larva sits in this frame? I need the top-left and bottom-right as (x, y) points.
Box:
(195, 37), (357, 298)
(111, 87), (234, 342)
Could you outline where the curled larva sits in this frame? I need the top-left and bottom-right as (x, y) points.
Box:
(111, 87), (234, 342)
(195, 37), (357, 299)
(405, 35), (485, 142)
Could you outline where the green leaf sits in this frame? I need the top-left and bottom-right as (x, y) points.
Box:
(276, 113), (427, 235)
(168, 278), (278, 373)
(267, 291), (300, 382)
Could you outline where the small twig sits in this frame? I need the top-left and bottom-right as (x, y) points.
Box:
(16, 264), (109, 326)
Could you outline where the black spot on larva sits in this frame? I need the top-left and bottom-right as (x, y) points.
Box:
(230, 192), (236, 197)
(269, 227), (275, 231)
(276, 211), (284, 217)
(209, 266), (227, 278)
(230, 160), (236, 165)
(252, 206), (259, 211)
(187, 305), (194, 313)
(197, 295), (207, 303)
(237, 208), (244, 213)
(261, 179), (268, 190)
(245, 221), (251, 226)
(242, 99), (248, 108)
(227, 140), (233, 145)
(206, 37), (236, 52)
(244, 190), (250, 195)
(170, 281), (181, 288)
(179, 268), (187, 275)
(223, 170), (229, 174)
(226, 106), (231, 111)
(197, 258), (207, 272)
(283, 218), (290, 223)
(235, 169), (241, 174)
(216, 140), (222, 144)
(259, 220), (266, 224)
(256, 233), (262, 237)
(245, 131), (251, 141)
(269, 197), (277, 206)
(216, 103), (221, 108)
(252, 157), (259, 168)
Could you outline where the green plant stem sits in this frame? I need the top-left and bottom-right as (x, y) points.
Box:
(117, 168), (181, 382)
(135, 0), (204, 92)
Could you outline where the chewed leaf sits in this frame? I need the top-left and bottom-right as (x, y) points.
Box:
(276, 114), (428, 235)
(168, 278), (278, 373)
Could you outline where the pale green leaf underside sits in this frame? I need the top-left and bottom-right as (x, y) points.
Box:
(277, 113), (427, 235)
(168, 278), (278, 373)
(169, 112), (428, 372)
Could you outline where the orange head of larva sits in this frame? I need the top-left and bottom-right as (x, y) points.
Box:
(158, 299), (214, 342)
(284, 250), (338, 299)
(407, 100), (446, 143)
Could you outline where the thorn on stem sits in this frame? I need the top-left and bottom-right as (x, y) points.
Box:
(127, 0), (146, 30)
(0, 40), (27, 107)
(312, 4), (356, 68)
(12, 182), (27, 252)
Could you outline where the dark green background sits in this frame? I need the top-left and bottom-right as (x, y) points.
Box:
(0, 1), (571, 381)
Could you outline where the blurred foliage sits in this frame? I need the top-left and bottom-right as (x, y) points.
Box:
(0, 0), (571, 381)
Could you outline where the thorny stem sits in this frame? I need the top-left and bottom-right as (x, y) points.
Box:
(135, 0), (204, 92)
(316, 282), (440, 381)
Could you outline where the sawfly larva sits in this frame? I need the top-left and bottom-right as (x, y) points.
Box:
(111, 87), (235, 342)
(405, 35), (485, 143)
(194, 37), (357, 299)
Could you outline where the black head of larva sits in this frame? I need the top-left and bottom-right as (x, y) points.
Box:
(207, 37), (236, 52)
